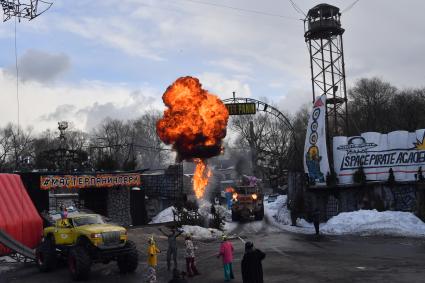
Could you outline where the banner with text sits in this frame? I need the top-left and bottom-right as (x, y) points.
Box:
(40, 173), (141, 190)
(304, 95), (330, 185)
(333, 130), (425, 184)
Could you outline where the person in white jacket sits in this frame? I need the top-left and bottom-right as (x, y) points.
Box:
(184, 234), (200, 277)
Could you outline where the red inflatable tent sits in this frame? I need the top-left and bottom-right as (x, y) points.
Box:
(0, 174), (42, 255)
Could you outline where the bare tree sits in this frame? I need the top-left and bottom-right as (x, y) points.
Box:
(0, 124), (34, 171)
(90, 112), (171, 171)
(133, 111), (170, 169)
(348, 77), (397, 134)
(229, 110), (294, 183)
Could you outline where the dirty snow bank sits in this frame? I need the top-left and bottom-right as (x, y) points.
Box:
(320, 210), (425, 237)
(265, 195), (314, 234)
(267, 195), (425, 237)
(182, 225), (224, 240)
(149, 206), (176, 224)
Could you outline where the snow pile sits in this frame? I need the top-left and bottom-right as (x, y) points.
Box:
(149, 206), (176, 224)
(267, 195), (425, 237)
(198, 200), (229, 220)
(321, 210), (425, 237)
(265, 195), (314, 234)
(182, 225), (224, 240)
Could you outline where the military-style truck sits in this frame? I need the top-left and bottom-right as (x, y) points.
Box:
(231, 186), (264, 221)
(35, 214), (138, 280)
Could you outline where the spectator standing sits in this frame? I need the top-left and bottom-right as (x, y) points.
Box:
(217, 235), (234, 281)
(146, 236), (160, 283)
(159, 227), (183, 271)
(184, 234), (199, 277)
(241, 241), (266, 283)
(312, 208), (321, 235)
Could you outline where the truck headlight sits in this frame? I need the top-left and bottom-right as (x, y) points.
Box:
(90, 233), (102, 239)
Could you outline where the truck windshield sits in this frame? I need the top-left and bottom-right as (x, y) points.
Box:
(73, 215), (104, 226)
(236, 187), (257, 194)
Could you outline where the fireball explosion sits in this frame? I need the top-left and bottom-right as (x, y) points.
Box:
(156, 76), (229, 198)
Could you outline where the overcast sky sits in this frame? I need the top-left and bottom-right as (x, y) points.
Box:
(0, 0), (424, 133)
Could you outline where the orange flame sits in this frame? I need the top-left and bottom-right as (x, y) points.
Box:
(157, 76), (229, 199)
(156, 76), (229, 161)
(193, 158), (212, 199)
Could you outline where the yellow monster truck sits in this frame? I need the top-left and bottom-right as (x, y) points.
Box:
(35, 214), (138, 280)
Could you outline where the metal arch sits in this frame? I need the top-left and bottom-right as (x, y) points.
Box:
(222, 97), (295, 132)
(223, 97), (301, 163)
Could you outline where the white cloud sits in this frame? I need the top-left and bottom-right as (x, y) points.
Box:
(277, 88), (312, 115)
(0, 69), (163, 133)
(6, 49), (70, 83)
(208, 58), (252, 74)
(1, 0), (425, 135)
(196, 72), (252, 99)
(59, 17), (164, 61)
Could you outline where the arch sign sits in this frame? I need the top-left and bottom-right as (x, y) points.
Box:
(304, 95), (330, 185)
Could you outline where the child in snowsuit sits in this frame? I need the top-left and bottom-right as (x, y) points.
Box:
(146, 236), (160, 283)
(184, 234), (199, 277)
(217, 235), (234, 281)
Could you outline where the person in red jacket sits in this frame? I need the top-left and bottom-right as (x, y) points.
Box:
(217, 235), (234, 281)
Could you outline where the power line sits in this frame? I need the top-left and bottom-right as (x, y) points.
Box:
(342, 0), (360, 14)
(14, 16), (20, 136)
(288, 0), (306, 17)
(178, 0), (299, 20)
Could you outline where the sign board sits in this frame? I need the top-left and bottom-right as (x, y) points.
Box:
(333, 130), (425, 184)
(40, 173), (141, 190)
(304, 95), (330, 184)
(225, 103), (256, 115)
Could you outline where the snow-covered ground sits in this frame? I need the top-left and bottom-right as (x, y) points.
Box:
(266, 195), (425, 237)
(149, 194), (425, 238)
(320, 210), (425, 237)
(0, 256), (19, 274)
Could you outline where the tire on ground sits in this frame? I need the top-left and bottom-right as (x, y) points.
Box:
(68, 246), (92, 280)
(117, 240), (139, 273)
(35, 235), (57, 272)
(231, 211), (239, 222)
(255, 207), (265, 220)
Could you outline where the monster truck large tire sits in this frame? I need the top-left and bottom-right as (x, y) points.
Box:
(255, 207), (265, 220)
(231, 212), (239, 222)
(35, 235), (57, 272)
(68, 246), (92, 280)
(117, 240), (138, 273)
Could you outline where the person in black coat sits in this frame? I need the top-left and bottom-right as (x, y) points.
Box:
(312, 208), (321, 235)
(241, 241), (266, 283)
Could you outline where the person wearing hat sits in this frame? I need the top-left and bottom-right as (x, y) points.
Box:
(217, 234), (234, 281)
(146, 236), (161, 283)
(241, 241), (266, 283)
(184, 234), (199, 277)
